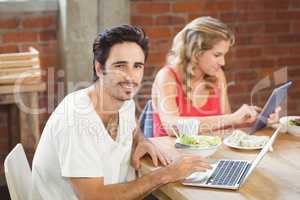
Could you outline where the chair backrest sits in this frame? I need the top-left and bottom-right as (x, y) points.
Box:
(139, 100), (153, 138)
(0, 47), (41, 85)
(4, 143), (32, 200)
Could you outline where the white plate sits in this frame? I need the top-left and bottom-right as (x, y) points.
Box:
(223, 136), (263, 150)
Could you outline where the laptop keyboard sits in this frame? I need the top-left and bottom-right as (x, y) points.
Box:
(206, 160), (249, 186)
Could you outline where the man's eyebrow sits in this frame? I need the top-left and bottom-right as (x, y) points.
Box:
(135, 62), (145, 65)
(111, 61), (128, 65)
(111, 61), (145, 65)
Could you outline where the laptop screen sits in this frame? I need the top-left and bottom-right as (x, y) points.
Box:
(240, 126), (281, 185)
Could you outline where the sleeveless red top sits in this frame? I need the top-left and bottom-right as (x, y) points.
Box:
(153, 67), (222, 137)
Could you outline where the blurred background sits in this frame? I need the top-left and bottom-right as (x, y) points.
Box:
(0, 0), (300, 199)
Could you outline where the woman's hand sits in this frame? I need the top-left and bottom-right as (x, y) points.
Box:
(232, 104), (281, 126)
(232, 104), (259, 125)
(267, 106), (281, 125)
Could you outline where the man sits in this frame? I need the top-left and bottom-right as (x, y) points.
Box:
(32, 25), (211, 200)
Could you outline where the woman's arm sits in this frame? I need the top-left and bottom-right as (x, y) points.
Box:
(152, 68), (245, 136)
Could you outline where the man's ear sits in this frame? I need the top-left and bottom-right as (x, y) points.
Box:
(95, 61), (105, 76)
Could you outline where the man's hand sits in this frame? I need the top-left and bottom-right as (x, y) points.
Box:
(162, 155), (212, 183)
(132, 139), (170, 169)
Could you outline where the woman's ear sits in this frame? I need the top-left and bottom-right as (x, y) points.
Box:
(195, 51), (203, 59)
(192, 51), (201, 66)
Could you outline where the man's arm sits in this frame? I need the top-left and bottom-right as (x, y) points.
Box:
(70, 167), (167, 200)
(132, 124), (145, 150)
(131, 120), (169, 168)
(70, 155), (212, 200)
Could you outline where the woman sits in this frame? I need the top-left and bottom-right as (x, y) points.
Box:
(151, 16), (279, 137)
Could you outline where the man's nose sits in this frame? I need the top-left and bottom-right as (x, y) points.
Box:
(124, 67), (136, 81)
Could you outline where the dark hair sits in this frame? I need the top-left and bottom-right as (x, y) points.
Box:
(92, 25), (149, 82)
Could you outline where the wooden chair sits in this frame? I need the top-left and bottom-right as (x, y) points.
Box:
(0, 47), (46, 150)
(0, 47), (42, 85)
(139, 100), (154, 138)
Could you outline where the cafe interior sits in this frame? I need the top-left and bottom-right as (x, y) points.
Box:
(0, 0), (300, 199)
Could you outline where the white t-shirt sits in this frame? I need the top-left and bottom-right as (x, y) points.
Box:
(32, 85), (137, 200)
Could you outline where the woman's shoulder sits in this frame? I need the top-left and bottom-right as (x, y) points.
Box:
(154, 66), (178, 84)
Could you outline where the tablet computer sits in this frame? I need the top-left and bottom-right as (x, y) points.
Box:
(249, 80), (292, 134)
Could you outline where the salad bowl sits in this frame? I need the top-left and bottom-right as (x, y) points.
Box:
(175, 135), (221, 157)
(280, 116), (300, 137)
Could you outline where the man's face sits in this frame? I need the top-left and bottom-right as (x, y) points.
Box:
(97, 42), (145, 101)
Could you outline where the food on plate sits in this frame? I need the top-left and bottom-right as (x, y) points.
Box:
(179, 134), (221, 148)
(288, 118), (300, 126)
(227, 129), (269, 148)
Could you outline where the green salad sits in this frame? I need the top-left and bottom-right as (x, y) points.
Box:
(179, 134), (221, 148)
(288, 118), (300, 126)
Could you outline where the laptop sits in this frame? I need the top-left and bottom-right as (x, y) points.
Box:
(182, 126), (281, 190)
(249, 80), (292, 134)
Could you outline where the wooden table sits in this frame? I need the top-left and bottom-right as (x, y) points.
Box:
(139, 128), (300, 200)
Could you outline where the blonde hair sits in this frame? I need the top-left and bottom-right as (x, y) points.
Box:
(167, 16), (235, 102)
